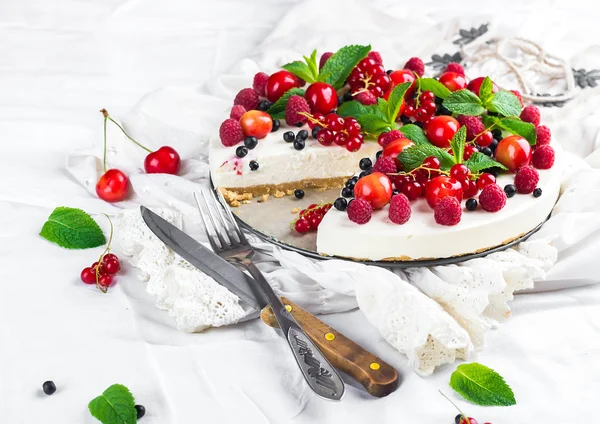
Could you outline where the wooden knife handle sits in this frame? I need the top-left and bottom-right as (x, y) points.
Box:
(260, 297), (399, 397)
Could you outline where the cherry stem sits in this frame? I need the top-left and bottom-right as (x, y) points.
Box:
(439, 390), (467, 422)
(102, 116), (108, 173)
(95, 214), (114, 294)
(100, 108), (153, 154)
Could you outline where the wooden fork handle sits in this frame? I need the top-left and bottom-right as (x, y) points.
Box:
(260, 297), (399, 398)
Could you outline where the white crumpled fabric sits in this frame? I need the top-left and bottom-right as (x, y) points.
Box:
(66, 0), (600, 375)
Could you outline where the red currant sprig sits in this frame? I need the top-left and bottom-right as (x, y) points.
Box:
(79, 215), (121, 293)
(290, 203), (333, 234)
(299, 112), (364, 152)
(347, 57), (390, 97)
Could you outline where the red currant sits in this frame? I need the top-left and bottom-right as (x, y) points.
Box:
(346, 137), (362, 152)
(305, 82), (337, 114)
(423, 101), (437, 115)
(420, 91), (435, 102)
(104, 258), (121, 275)
(438, 71), (467, 92)
(344, 117), (361, 136)
(462, 179), (479, 198)
(309, 213), (324, 229)
(476, 131), (494, 147)
(414, 107), (429, 122)
(80, 267), (97, 285)
(467, 77), (499, 96)
(98, 274), (113, 288)
(324, 114), (345, 131)
(450, 164), (470, 182)
(348, 58), (390, 97)
(354, 172), (393, 209)
(463, 145), (478, 160)
(295, 218), (311, 234)
(425, 176), (463, 208)
(413, 169), (430, 185)
(317, 129), (334, 146)
(96, 169), (129, 203)
(403, 105), (415, 118)
(144, 146), (181, 175)
(265, 70), (299, 102)
(91, 261), (107, 276)
(103, 253), (119, 262)
(333, 132), (347, 146)
(401, 181), (422, 201)
(477, 173), (496, 190)
(308, 112), (325, 129)
(425, 116), (461, 148)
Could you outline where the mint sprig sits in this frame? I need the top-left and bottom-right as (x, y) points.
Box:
(398, 144), (456, 171)
(40, 207), (106, 249)
(449, 126), (467, 164)
(266, 88), (305, 119)
(487, 90), (522, 117)
(464, 152), (507, 173)
(482, 115), (537, 145)
(382, 82), (412, 123)
(88, 384), (137, 424)
(442, 89), (485, 116)
(418, 77), (451, 99)
(282, 50), (319, 84)
(450, 363), (516, 406)
(399, 124), (429, 145)
(319, 44), (371, 89)
(478, 77), (494, 105)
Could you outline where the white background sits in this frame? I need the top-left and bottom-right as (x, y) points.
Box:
(1, 0), (600, 422)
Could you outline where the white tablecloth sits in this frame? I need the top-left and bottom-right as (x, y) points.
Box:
(2, 0), (600, 422)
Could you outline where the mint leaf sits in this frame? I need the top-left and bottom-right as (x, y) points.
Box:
(40, 207), (106, 249)
(281, 61), (315, 84)
(449, 126), (466, 164)
(88, 384), (137, 424)
(359, 114), (396, 135)
(266, 88), (305, 119)
(482, 115), (537, 145)
(443, 89), (485, 116)
(304, 49), (319, 81)
(399, 124), (429, 145)
(319, 44), (371, 89)
(398, 144), (456, 171)
(464, 152), (508, 173)
(385, 82), (411, 123)
(478, 77), (494, 105)
(450, 363), (516, 406)
(418, 77), (451, 99)
(487, 91), (522, 117)
(337, 100), (387, 122)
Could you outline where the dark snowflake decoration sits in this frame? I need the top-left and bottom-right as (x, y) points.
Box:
(426, 52), (463, 72)
(573, 68), (600, 88)
(453, 24), (489, 46)
(532, 93), (567, 108)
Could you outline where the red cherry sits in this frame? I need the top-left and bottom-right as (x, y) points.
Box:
(104, 258), (121, 275)
(294, 218), (311, 234)
(96, 169), (128, 202)
(144, 146), (181, 175)
(450, 164), (470, 182)
(477, 173), (496, 190)
(425, 175), (463, 208)
(240, 110), (273, 139)
(382, 138), (415, 169)
(346, 136), (362, 152)
(462, 179), (479, 198)
(425, 116), (461, 148)
(354, 172), (393, 209)
(317, 129), (335, 146)
(463, 145), (478, 160)
(344, 117), (361, 136)
(495, 135), (532, 172)
(467, 77), (499, 96)
(438, 71), (468, 92)
(401, 180), (422, 201)
(324, 114), (345, 131)
(98, 274), (113, 288)
(388, 69), (416, 97)
(265, 70), (299, 102)
(80, 267), (97, 285)
(305, 82), (338, 114)
(476, 131), (494, 147)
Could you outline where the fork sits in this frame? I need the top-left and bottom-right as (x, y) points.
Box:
(194, 191), (345, 401)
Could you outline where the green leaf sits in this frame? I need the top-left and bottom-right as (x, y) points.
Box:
(281, 61), (315, 84)
(304, 49), (319, 81)
(487, 91), (522, 117)
(449, 126), (467, 164)
(478, 77), (494, 105)
(399, 124), (430, 145)
(418, 77), (451, 99)
(359, 114), (395, 135)
(482, 115), (537, 145)
(337, 100), (387, 121)
(88, 384), (137, 424)
(385, 82), (411, 123)
(39, 207), (106, 249)
(319, 44), (371, 89)
(463, 152), (508, 173)
(443, 89), (485, 116)
(398, 144), (456, 171)
(450, 363), (516, 407)
(266, 88), (305, 119)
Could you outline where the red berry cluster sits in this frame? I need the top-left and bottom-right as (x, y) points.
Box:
(292, 203), (333, 234)
(80, 253), (121, 292)
(308, 113), (364, 152)
(404, 90), (437, 123)
(347, 57), (391, 97)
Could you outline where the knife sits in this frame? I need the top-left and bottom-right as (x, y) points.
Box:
(141, 206), (399, 397)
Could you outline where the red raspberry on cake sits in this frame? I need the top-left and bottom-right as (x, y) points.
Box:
(252, 72), (269, 97)
(230, 105), (246, 121)
(368, 51), (383, 64)
(520, 105), (541, 126)
(389, 193), (411, 224)
(372, 156), (397, 174)
(445, 62), (464, 75)
(510, 90), (524, 107)
(479, 184), (507, 212)
(514, 166), (540, 194)
(377, 130), (404, 148)
(535, 125), (551, 146)
(434, 196), (462, 226)
(347, 198), (373, 224)
(319, 52), (333, 69)
(285, 95), (310, 126)
(234, 88), (260, 111)
(355, 91), (378, 105)
(404, 57), (424, 77)
(532, 145), (555, 169)
(458, 115), (485, 141)
(219, 118), (244, 147)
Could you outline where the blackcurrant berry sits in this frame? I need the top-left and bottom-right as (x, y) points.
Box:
(400, 115), (411, 124)
(296, 129), (309, 140)
(345, 179), (355, 189)
(489, 139), (498, 151)
(311, 126), (321, 138)
(455, 414), (462, 424)
(351, 176), (359, 183)
(434, 96), (444, 105)
(438, 105), (452, 115)
(244, 136), (258, 150)
(334, 197), (347, 211)
(414, 121), (423, 128)
(533, 187), (542, 197)
(236, 146), (248, 158)
(294, 189), (305, 199)
(283, 131), (295, 142)
(359, 158), (372, 170)
(466, 198), (478, 211)
(257, 100), (271, 111)
(271, 119), (281, 132)
(42, 381), (56, 395)
(293, 139), (305, 150)
(295, 122), (304, 127)
(249, 160), (259, 171)
(343, 92), (354, 102)
(492, 128), (502, 139)
(504, 184), (516, 198)
(337, 95), (344, 106)
(376, 150), (383, 160)
(135, 405), (146, 419)
(341, 187), (353, 198)
(481, 147), (492, 156)
(359, 170), (371, 178)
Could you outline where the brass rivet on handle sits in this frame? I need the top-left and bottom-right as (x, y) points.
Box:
(369, 362), (380, 370)
(324, 333), (335, 341)
(284, 305), (292, 312)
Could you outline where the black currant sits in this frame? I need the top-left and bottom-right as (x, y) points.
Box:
(283, 131), (295, 142)
(311, 126), (321, 138)
(295, 122), (304, 127)
(343, 92), (354, 102)
(533, 187), (542, 198)
(376, 150), (383, 160)
(438, 105), (452, 115)
(235, 146), (248, 158)
(334, 197), (347, 211)
(296, 129), (309, 140)
(244, 136), (258, 150)
(42, 381), (56, 395)
(504, 184), (516, 198)
(294, 189), (305, 199)
(400, 115), (411, 124)
(386, 69), (393, 75)
(359, 170), (371, 178)
(135, 405), (146, 419)
(271, 119), (280, 132)
(249, 160), (259, 171)
(414, 121), (424, 129)
(341, 187), (353, 198)
(481, 147), (492, 156)
(257, 100), (271, 111)
(359, 158), (372, 170)
(466, 198), (478, 211)
(492, 128), (502, 139)
(293, 139), (305, 150)
(337, 95), (344, 106)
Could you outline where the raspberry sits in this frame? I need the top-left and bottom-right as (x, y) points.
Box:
(347, 198), (373, 224)
(479, 184), (507, 212)
(389, 193), (411, 224)
(252, 72), (269, 97)
(532, 145), (555, 169)
(368, 51), (383, 64)
(219, 118), (244, 147)
(404, 57), (424, 77)
(514, 166), (540, 194)
(284, 95), (310, 126)
(372, 156), (397, 174)
(434, 196), (462, 226)
(355, 91), (377, 105)
(319, 52), (333, 69)
(234, 88), (260, 111)
(377, 130), (405, 147)
(230, 105), (246, 121)
(535, 125), (551, 146)
(445, 62), (464, 75)
(520, 105), (541, 126)
(458, 115), (485, 141)
(510, 90), (524, 107)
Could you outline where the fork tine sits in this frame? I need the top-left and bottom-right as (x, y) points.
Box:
(194, 192), (223, 252)
(216, 189), (248, 244)
(210, 192), (241, 246)
(200, 191), (233, 248)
